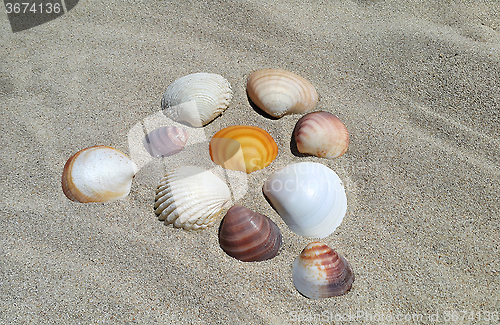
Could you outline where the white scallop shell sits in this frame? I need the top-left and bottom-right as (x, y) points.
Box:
(62, 146), (138, 203)
(247, 69), (318, 118)
(262, 162), (347, 238)
(155, 166), (231, 230)
(161, 73), (233, 127)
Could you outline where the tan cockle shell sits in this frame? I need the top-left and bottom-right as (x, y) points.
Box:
(161, 73), (233, 127)
(292, 241), (354, 299)
(61, 146), (138, 203)
(155, 166), (231, 230)
(247, 69), (318, 118)
(294, 111), (349, 158)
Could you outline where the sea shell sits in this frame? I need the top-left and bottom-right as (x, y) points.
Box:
(294, 111), (349, 158)
(209, 125), (278, 174)
(219, 205), (282, 262)
(247, 69), (318, 118)
(155, 166), (231, 230)
(61, 146), (138, 203)
(292, 241), (354, 299)
(262, 162), (347, 238)
(143, 126), (188, 158)
(161, 73), (233, 127)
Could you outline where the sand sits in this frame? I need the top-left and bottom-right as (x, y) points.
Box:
(1, 0), (499, 323)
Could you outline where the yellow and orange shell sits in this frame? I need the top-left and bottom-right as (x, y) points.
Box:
(209, 125), (278, 173)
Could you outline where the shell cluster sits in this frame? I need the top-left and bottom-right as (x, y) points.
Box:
(161, 73), (233, 127)
(219, 205), (282, 262)
(61, 146), (138, 203)
(209, 125), (278, 174)
(62, 69), (354, 299)
(292, 241), (354, 299)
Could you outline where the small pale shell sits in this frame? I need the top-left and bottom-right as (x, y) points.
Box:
(247, 69), (318, 118)
(294, 111), (349, 158)
(161, 73), (233, 127)
(155, 166), (231, 230)
(209, 125), (278, 174)
(292, 241), (354, 299)
(143, 126), (188, 158)
(262, 162), (347, 238)
(61, 146), (138, 203)
(219, 205), (282, 262)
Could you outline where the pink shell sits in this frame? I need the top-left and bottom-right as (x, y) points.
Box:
(143, 126), (188, 158)
(294, 111), (349, 158)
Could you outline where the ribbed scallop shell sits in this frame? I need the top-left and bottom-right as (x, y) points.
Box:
(247, 69), (318, 118)
(292, 241), (354, 299)
(209, 125), (278, 174)
(262, 162), (347, 238)
(155, 166), (231, 230)
(161, 73), (233, 127)
(143, 126), (188, 158)
(61, 146), (138, 203)
(294, 111), (349, 158)
(219, 205), (282, 262)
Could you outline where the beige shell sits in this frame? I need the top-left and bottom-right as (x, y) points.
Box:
(154, 166), (231, 230)
(161, 73), (233, 127)
(247, 69), (318, 118)
(61, 146), (138, 203)
(294, 111), (349, 158)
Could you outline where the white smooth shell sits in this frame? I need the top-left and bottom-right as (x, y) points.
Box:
(62, 146), (138, 203)
(262, 162), (347, 238)
(155, 166), (231, 230)
(161, 73), (233, 127)
(247, 69), (318, 118)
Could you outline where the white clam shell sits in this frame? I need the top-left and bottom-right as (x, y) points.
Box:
(247, 69), (318, 118)
(62, 146), (138, 203)
(262, 162), (347, 238)
(161, 73), (233, 127)
(155, 166), (231, 230)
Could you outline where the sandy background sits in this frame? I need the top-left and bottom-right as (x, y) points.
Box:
(1, 0), (499, 324)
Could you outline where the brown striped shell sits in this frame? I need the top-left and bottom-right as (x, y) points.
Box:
(143, 126), (188, 158)
(292, 241), (354, 299)
(247, 69), (318, 118)
(294, 111), (349, 158)
(218, 205), (282, 262)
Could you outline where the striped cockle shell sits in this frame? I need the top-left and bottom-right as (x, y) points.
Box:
(143, 126), (188, 158)
(292, 241), (354, 299)
(155, 166), (231, 230)
(218, 205), (282, 262)
(294, 111), (349, 158)
(61, 146), (138, 203)
(247, 69), (318, 118)
(209, 125), (278, 174)
(262, 162), (347, 238)
(161, 73), (233, 127)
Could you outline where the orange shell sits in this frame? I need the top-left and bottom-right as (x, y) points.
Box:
(209, 125), (278, 173)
